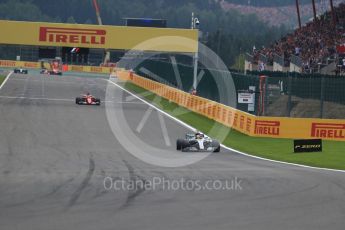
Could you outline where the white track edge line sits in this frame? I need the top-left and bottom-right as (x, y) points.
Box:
(0, 71), (12, 90)
(108, 79), (345, 173)
(107, 80), (198, 133)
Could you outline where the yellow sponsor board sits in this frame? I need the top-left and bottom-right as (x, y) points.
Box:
(0, 59), (112, 74)
(0, 20), (198, 52)
(119, 70), (345, 141)
(68, 65), (112, 74)
(0, 60), (39, 68)
(253, 117), (345, 141)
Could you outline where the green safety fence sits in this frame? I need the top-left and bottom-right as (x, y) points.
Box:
(134, 59), (261, 114)
(133, 59), (345, 119)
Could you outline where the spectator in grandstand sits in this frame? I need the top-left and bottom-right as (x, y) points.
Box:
(295, 46), (301, 56)
(258, 61), (265, 71)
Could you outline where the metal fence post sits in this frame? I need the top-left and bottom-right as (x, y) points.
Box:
(263, 77), (269, 116)
(286, 72), (292, 117)
(320, 75), (325, 118)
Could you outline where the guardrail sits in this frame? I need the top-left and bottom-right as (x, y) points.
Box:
(0, 60), (40, 68)
(245, 53), (253, 62)
(290, 55), (302, 67)
(68, 65), (112, 74)
(273, 54), (284, 67)
(0, 59), (113, 74)
(115, 69), (345, 141)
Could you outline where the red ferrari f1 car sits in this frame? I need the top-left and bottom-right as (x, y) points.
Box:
(76, 93), (101, 105)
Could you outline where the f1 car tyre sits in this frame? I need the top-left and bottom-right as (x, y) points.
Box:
(177, 139), (189, 150)
(177, 139), (182, 150)
(76, 97), (81, 104)
(212, 140), (220, 152)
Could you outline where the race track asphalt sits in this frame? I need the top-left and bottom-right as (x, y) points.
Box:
(1, 72), (345, 230)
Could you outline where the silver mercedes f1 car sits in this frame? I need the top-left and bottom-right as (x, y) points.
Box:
(14, 68), (28, 74)
(176, 132), (220, 152)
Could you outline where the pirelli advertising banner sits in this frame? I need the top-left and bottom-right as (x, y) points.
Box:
(0, 60), (113, 73)
(114, 69), (345, 142)
(253, 117), (345, 141)
(0, 60), (39, 68)
(68, 65), (112, 74)
(0, 20), (198, 52)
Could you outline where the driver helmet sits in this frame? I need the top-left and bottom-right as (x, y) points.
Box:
(195, 132), (205, 139)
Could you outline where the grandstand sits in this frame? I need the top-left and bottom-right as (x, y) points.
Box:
(248, 2), (345, 75)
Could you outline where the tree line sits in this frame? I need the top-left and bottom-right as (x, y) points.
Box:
(0, 0), (289, 67)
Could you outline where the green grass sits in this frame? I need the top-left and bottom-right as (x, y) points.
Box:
(123, 82), (345, 171)
(0, 74), (6, 85)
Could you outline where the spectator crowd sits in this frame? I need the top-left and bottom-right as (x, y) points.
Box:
(253, 3), (345, 73)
